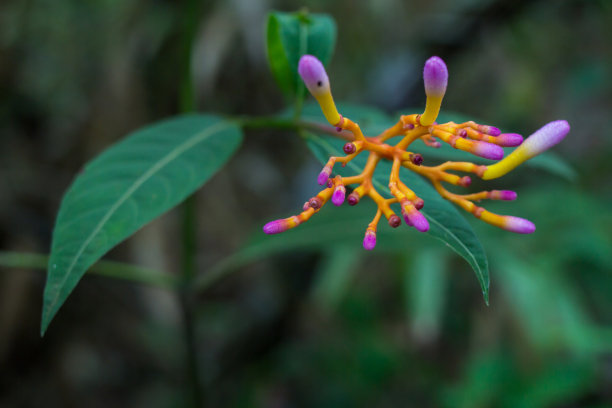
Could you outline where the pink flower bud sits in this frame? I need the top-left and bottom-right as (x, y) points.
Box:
(363, 229), (377, 251)
(308, 197), (323, 210)
(317, 166), (332, 186)
(343, 142), (356, 154)
(496, 133), (523, 147)
(471, 140), (504, 160)
(332, 184), (346, 206)
(490, 190), (517, 201)
(410, 153), (423, 166)
(409, 210), (430, 232)
(263, 219), (289, 235)
(503, 216), (535, 234)
(483, 126), (501, 136)
(401, 201), (430, 232)
(521, 120), (570, 156)
(298, 55), (331, 97)
(423, 56), (448, 97)
(459, 176), (472, 187)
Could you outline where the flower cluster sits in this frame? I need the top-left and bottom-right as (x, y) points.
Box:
(264, 55), (570, 250)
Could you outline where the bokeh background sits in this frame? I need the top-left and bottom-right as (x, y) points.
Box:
(1, 0), (612, 407)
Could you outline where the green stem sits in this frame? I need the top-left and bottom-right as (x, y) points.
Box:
(292, 9), (310, 120)
(0, 251), (178, 289)
(179, 0), (203, 405)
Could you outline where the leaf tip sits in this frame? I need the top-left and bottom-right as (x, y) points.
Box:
(483, 290), (490, 306)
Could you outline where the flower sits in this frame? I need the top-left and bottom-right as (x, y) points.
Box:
(264, 54), (569, 249)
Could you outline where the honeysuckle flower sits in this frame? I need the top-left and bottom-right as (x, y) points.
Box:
(263, 54), (570, 250)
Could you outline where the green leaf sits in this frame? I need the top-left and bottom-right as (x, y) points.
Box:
(41, 114), (243, 335)
(266, 10), (336, 99)
(298, 104), (490, 303)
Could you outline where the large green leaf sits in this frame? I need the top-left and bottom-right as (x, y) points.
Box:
(298, 103), (489, 302)
(41, 114), (242, 335)
(305, 131), (490, 304)
(266, 11), (336, 99)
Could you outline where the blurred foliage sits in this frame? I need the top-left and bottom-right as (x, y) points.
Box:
(1, 0), (612, 407)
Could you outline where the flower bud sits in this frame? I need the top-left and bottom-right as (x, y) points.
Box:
(298, 55), (341, 125)
(503, 216), (535, 234)
(459, 176), (472, 187)
(489, 190), (517, 201)
(363, 229), (377, 251)
(332, 184), (346, 206)
(401, 201), (429, 232)
(347, 192), (360, 206)
(482, 126), (501, 136)
(409, 211), (429, 232)
(343, 142), (356, 154)
(423, 56), (448, 97)
(298, 55), (331, 97)
(317, 166), (332, 186)
(263, 217), (298, 234)
(482, 120), (570, 180)
(409, 153), (423, 166)
(308, 197), (323, 210)
(496, 133), (523, 147)
(388, 215), (401, 228)
(470, 140), (504, 160)
(420, 56), (448, 127)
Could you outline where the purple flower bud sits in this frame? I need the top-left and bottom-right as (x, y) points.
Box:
(496, 133), (523, 147)
(298, 55), (331, 97)
(308, 197), (323, 210)
(423, 56), (448, 97)
(503, 216), (535, 234)
(388, 215), (401, 228)
(363, 230), (377, 251)
(460, 176), (472, 187)
(407, 210), (430, 232)
(413, 198), (425, 210)
(490, 190), (517, 201)
(410, 153), (423, 166)
(472, 141), (504, 160)
(482, 126), (501, 136)
(263, 219), (288, 235)
(343, 142), (356, 154)
(521, 120), (570, 156)
(332, 184), (346, 206)
(317, 166), (332, 186)
(347, 192), (360, 206)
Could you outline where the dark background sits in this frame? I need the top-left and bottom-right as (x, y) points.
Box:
(1, 0), (611, 407)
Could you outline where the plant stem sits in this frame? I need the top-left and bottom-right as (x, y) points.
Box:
(179, 0), (203, 405)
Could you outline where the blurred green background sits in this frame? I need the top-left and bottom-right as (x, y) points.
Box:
(1, 0), (612, 407)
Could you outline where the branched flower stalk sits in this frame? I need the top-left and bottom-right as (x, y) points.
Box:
(264, 55), (570, 250)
